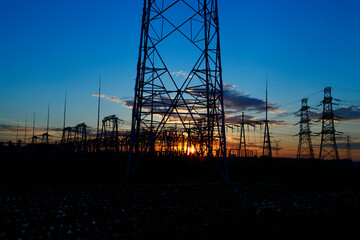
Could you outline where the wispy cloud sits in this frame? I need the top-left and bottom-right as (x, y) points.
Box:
(0, 124), (20, 133)
(268, 120), (291, 126)
(223, 84), (277, 114)
(337, 142), (360, 150)
(0, 124), (62, 133)
(225, 114), (290, 126)
(225, 114), (255, 124)
(124, 84), (273, 114)
(310, 105), (360, 121)
(123, 84), (290, 125)
(171, 70), (188, 78)
(92, 94), (122, 103)
(332, 105), (360, 121)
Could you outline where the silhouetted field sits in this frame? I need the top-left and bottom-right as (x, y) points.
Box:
(0, 145), (359, 186)
(1, 146), (360, 239)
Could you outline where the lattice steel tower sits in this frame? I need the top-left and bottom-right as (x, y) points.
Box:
(296, 98), (314, 159)
(346, 135), (351, 160)
(127, 0), (228, 181)
(239, 112), (247, 157)
(319, 87), (339, 160)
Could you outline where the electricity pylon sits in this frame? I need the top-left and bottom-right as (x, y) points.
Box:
(101, 115), (123, 152)
(296, 98), (315, 159)
(127, 0), (228, 182)
(319, 87), (340, 160)
(346, 135), (351, 160)
(239, 112), (247, 157)
(273, 139), (281, 158)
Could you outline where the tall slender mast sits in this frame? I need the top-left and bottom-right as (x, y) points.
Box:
(262, 74), (272, 157)
(62, 92), (67, 139)
(46, 102), (50, 144)
(266, 74), (268, 122)
(97, 73), (101, 139)
(16, 123), (19, 143)
(32, 111), (36, 143)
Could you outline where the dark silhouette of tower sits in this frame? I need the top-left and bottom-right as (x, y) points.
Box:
(262, 77), (272, 158)
(273, 139), (281, 158)
(32, 112), (37, 144)
(239, 112), (247, 157)
(296, 98), (315, 159)
(42, 103), (50, 144)
(62, 127), (74, 144)
(61, 93), (67, 143)
(319, 87), (339, 160)
(24, 116), (27, 146)
(16, 123), (19, 144)
(74, 123), (88, 152)
(101, 115), (123, 152)
(346, 135), (351, 160)
(127, 0), (228, 182)
(96, 73), (101, 141)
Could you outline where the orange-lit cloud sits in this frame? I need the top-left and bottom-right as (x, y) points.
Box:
(0, 124), (21, 132)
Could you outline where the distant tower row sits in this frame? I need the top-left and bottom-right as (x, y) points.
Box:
(296, 87), (340, 160)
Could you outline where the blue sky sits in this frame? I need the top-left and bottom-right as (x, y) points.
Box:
(1, 0), (360, 158)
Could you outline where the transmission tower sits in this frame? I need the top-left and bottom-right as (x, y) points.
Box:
(62, 127), (74, 144)
(296, 98), (315, 159)
(101, 115), (123, 152)
(272, 139), (281, 158)
(127, 0), (228, 181)
(319, 87), (340, 160)
(262, 77), (272, 157)
(346, 135), (351, 160)
(239, 112), (247, 157)
(15, 123), (19, 144)
(74, 123), (88, 152)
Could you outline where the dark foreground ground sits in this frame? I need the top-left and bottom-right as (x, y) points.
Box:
(1, 183), (360, 240)
(1, 148), (360, 239)
(1, 149), (359, 185)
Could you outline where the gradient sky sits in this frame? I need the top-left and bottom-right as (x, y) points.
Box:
(1, 0), (360, 159)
